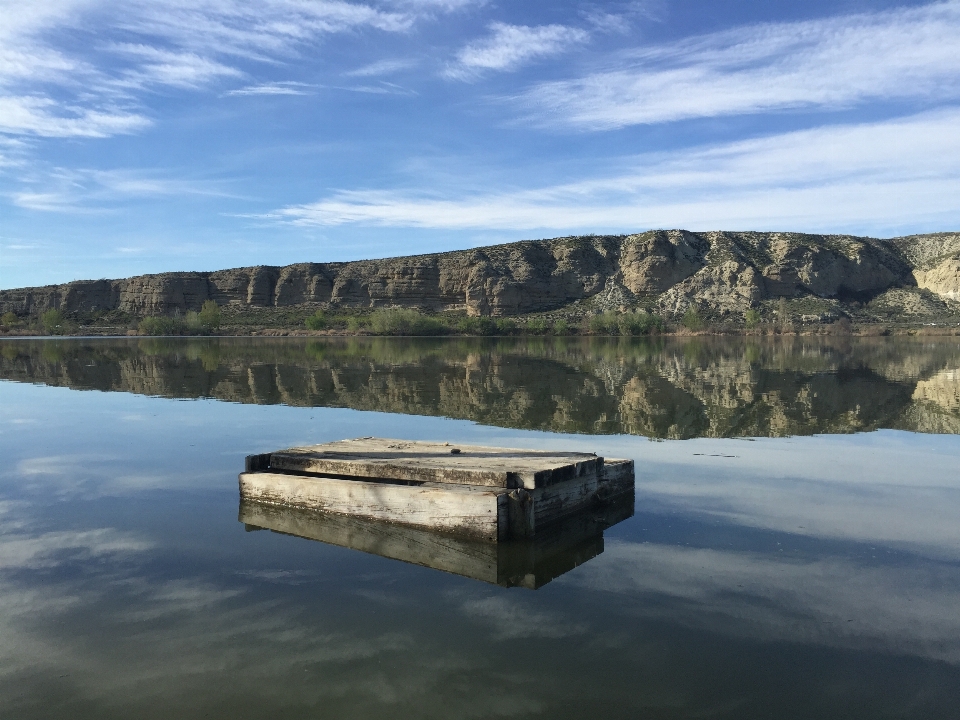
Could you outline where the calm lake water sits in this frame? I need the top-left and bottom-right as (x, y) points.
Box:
(1, 336), (959, 718)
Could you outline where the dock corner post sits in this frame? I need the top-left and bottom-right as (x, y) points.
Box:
(506, 489), (535, 539)
(245, 453), (272, 472)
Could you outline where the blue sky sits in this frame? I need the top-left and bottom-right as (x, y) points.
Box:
(1, 0), (959, 288)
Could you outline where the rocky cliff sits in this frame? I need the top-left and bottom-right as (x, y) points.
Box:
(2, 230), (959, 319)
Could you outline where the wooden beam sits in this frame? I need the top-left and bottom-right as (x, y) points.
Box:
(264, 437), (602, 490)
(240, 470), (509, 541)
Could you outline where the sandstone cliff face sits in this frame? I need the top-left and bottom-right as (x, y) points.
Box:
(913, 256), (960, 301)
(891, 232), (960, 302)
(1, 230), (956, 319)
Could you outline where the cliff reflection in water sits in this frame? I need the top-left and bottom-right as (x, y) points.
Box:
(1, 335), (959, 437)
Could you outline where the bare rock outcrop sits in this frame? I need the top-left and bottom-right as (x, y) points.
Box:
(1, 230), (957, 320)
(913, 256), (960, 301)
(619, 230), (707, 294)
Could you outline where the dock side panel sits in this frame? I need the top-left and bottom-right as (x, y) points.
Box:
(239, 472), (503, 542)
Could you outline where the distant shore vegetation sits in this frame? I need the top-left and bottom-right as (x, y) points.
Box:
(2, 299), (958, 338)
(300, 308), (665, 337)
(138, 301), (222, 336)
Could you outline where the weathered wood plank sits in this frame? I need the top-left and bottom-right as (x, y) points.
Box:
(598, 458), (635, 499)
(265, 437), (602, 490)
(239, 470), (508, 541)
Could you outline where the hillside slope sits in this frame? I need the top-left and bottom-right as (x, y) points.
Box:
(2, 230), (959, 322)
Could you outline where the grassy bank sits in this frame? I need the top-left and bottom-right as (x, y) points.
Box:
(2, 302), (959, 338)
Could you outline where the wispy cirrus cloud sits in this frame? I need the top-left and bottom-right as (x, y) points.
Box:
(225, 81), (317, 96)
(0, 0), (467, 140)
(0, 96), (149, 138)
(264, 109), (960, 234)
(108, 43), (244, 89)
(519, 0), (960, 129)
(446, 22), (589, 79)
(9, 166), (239, 212)
(344, 58), (418, 77)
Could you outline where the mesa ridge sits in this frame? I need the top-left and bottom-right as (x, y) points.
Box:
(2, 230), (959, 324)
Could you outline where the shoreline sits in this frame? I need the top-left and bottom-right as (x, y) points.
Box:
(3, 324), (959, 339)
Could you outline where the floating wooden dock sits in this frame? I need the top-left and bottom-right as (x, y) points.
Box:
(239, 438), (634, 542)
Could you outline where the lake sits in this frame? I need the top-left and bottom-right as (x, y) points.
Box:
(1, 336), (959, 718)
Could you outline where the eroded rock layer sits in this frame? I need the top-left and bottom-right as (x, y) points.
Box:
(2, 230), (959, 318)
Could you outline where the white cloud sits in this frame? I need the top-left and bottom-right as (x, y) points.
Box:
(343, 58), (418, 77)
(0, 96), (149, 138)
(8, 166), (238, 212)
(0, 0), (459, 140)
(264, 109), (960, 234)
(520, 1), (960, 128)
(109, 44), (243, 89)
(225, 81), (316, 96)
(447, 22), (589, 78)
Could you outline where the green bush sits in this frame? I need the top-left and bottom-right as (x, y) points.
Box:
(305, 310), (327, 330)
(525, 318), (549, 335)
(140, 302), (219, 336)
(588, 312), (616, 334)
(619, 312), (664, 336)
(1, 311), (18, 327)
(41, 309), (67, 335)
(681, 306), (704, 331)
(185, 311), (204, 332)
(139, 316), (182, 336)
(346, 315), (367, 331)
(744, 308), (761, 328)
(368, 309), (446, 335)
(553, 319), (569, 335)
(198, 300), (221, 330)
(456, 316), (493, 335)
(587, 311), (663, 336)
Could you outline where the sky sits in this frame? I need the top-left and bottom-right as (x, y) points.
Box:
(1, 0), (959, 288)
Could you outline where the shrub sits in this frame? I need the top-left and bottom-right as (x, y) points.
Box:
(41, 309), (67, 335)
(369, 308), (446, 335)
(185, 311), (204, 332)
(456, 316), (496, 335)
(346, 315), (367, 331)
(681, 306), (704, 331)
(588, 312), (616, 334)
(619, 311), (663, 336)
(495, 318), (516, 335)
(198, 300), (221, 330)
(139, 316), (182, 336)
(1, 311), (18, 327)
(777, 297), (789, 324)
(553, 318), (569, 335)
(586, 311), (662, 336)
(744, 308), (761, 328)
(305, 310), (327, 330)
(525, 318), (549, 335)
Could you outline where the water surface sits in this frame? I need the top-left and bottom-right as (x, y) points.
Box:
(1, 336), (958, 718)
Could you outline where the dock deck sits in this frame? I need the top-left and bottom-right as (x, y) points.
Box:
(240, 438), (634, 542)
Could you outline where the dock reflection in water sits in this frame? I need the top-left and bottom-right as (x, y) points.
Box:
(240, 490), (635, 589)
